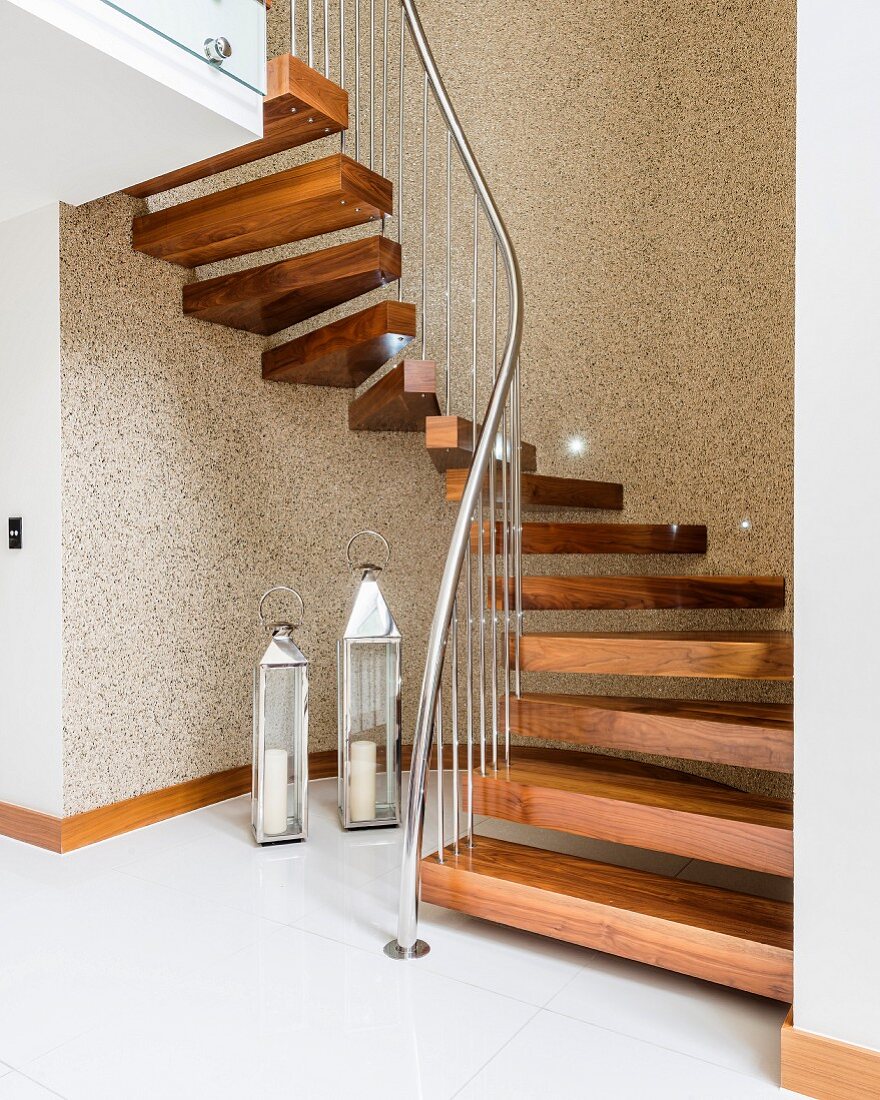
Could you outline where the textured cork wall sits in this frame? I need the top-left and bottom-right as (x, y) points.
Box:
(59, 0), (794, 813)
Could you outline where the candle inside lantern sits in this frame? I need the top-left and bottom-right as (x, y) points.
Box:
(350, 739), (377, 821)
(262, 749), (290, 835)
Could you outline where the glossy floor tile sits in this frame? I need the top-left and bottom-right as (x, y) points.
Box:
(0, 778), (791, 1099)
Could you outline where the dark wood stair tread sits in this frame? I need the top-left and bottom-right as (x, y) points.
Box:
(420, 835), (792, 1000)
(518, 631), (793, 680)
(125, 56), (348, 198)
(132, 152), (392, 267)
(426, 416), (537, 472)
(183, 236), (401, 335)
(262, 300), (416, 385)
(447, 470), (623, 511)
(348, 360), (440, 431)
(472, 748), (792, 876)
(509, 692), (793, 772)
(473, 522), (708, 555)
(494, 574), (786, 610)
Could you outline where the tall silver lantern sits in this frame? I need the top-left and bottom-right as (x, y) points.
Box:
(338, 531), (402, 830)
(252, 586), (309, 846)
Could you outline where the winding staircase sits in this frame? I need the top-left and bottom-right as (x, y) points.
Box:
(126, 28), (793, 1004)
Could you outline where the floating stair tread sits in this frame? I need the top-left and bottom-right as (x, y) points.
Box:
(262, 300), (416, 385)
(348, 360), (440, 431)
(420, 836), (792, 1000)
(518, 631), (793, 680)
(132, 152), (393, 267)
(447, 470), (623, 511)
(509, 692), (793, 772)
(472, 748), (792, 875)
(183, 236), (401, 335)
(426, 416), (538, 472)
(495, 574), (786, 610)
(473, 522), (708, 555)
(125, 56), (349, 198)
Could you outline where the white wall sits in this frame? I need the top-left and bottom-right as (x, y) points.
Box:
(795, 0), (880, 1053)
(0, 204), (63, 816)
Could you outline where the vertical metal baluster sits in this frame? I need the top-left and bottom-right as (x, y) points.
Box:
(489, 241), (498, 770)
(513, 357), (523, 697)
(450, 607), (460, 854)
(323, 0), (329, 75)
(354, 0), (360, 162)
(421, 72), (428, 359)
(369, 0), (375, 169)
(307, 0), (314, 68)
(397, 11), (405, 298)
(465, 525), (474, 847)
(500, 400), (511, 766)
(291, 0), (297, 56)
(472, 195), (486, 776)
(435, 686), (444, 862)
(339, 0), (345, 152)
(381, 0), (388, 177)
(445, 129), (452, 412)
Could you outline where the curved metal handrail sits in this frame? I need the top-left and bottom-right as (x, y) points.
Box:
(386, 0), (524, 957)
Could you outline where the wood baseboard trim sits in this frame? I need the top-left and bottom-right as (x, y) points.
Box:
(0, 747), (433, 852)
(782, 1009), (880, 1099)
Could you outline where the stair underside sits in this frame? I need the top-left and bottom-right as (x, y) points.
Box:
(421, 836), (792, 1000)
(348, 360), (440, 430)
(509, 692), (793, 772)
(472, 522), (708, 555)
(426, 416), (538, 472)
(262, 300), (416, 385)
(518, 631), (793, 679)
(496, 574), (786, 610)
(125, 56), (349, 198)
(132, 153), (392, 267)
(447, 470), (624, 511)
(472, 749), (792, 875)
(183, 236), (402, 335)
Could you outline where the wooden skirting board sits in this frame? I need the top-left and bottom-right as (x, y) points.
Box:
(782, 1010), (880, 1099)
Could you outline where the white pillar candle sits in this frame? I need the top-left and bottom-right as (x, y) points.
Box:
(350, 740), (377, 821)
(262, 748), (290, 835)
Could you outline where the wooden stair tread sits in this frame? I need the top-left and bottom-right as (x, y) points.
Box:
(495, 574), (786, 610)
(132, 153), (393, 268)
(447, 470), (623, 511)
(472, 748), (792, 875)
(262, 301), (416, 385)
(473, 522), (708, 555)
(426, 416), (538, 472)
(125, 56), (348, 198)
(420, 835), (792, 999)
(348, 360), (440, 431)
(510, 692), (793, 772)
(183, 236), (401, 335)
(518, 631), (793, 680)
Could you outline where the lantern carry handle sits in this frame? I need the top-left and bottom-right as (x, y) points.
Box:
(346, 529), (390, 574)
(259, 586), (305, 632)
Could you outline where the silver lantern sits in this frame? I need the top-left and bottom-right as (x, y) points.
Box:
(338, 531), (402, 830)
(252, 586), (309, 845)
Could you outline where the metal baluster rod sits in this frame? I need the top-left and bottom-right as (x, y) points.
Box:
(421, 71), (428, 359)
(339, 0), (346, 152)
(435, 686), (444, 862)
(369, 0), (375, 169)
(397, 11), (406, 297)
(307, 0), (314, 68)
(445, 129), (452, 411)
(355, 0), (361, 161)
(489, 240), (499, 770)
(450, 607), (460, 855)
(382, 0), (389, 176)
(290, 0), (297, 56)
(323, 0), (329, 75)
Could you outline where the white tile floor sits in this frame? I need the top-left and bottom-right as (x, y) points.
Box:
(0, 779), (800, 1099)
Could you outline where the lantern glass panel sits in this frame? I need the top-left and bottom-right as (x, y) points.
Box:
(252, 652), (308, 844)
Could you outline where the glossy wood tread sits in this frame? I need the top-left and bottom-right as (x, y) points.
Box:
(262, 300), (416, 385)
(518, 630), (793, 680)
(447, 470), (624, 511)
(132, 153), (393, 267)
(348, 360), (440, 431)
(426, 416), (538, 472)
(125, 56), (348, 198)
(495, 574), (785, 610)
(420, 836), (792, 999)
(509, 692), (793, 772)
(472, 748), (792, 875)
(183, 236), (401, 335)
(473, 521), (708, 555)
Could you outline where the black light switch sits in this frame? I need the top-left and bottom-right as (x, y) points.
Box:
(8, 518), (21, 549)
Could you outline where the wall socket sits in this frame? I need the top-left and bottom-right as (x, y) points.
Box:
(8, 517), (21, 549)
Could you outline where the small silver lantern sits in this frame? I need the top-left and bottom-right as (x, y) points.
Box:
(338, 531), (402, 830)
(252, 586), (309, 845)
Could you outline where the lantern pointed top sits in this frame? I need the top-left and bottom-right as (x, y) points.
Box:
(345, 569), (401, 640)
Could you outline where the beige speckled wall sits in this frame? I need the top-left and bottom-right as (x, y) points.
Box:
(59, 0), (794, 814)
